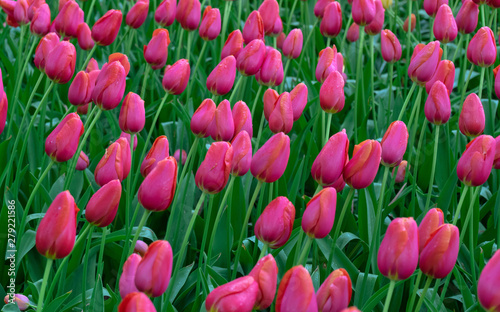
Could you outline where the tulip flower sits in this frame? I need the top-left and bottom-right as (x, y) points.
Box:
(205, 276), (259, 312)
(155, 0), (176, 27)
(320, 71), (345, 114)
(231, 131), (252, 176)
(290, 82), (308, 121)
(85, 179), (122, 227)
(126, 0), (149, 29)
(408, 41), (441, 85)
(232, 101), (253, 137)
(380, 29), (402, 63)
(277, 32), (286, 49)
(433, 5), (457, 43)
(134, 240), (148, 256)
(53, 0), (83, 38)
(467, 27), (497, 67)
(457, 135), (496, 186)
(282, 29), (303, 59)
(266, 92), (293, 134)
(495, 65), (500, 99)
(424, 0), (448, 17)
(138, 157), (178, 211)
(92, 61), (127, 110)
(77, 103), (90, 115)
(199, 6), (221, 40)
(302, 187), (337, 239)
(30, 3), (50, 36)
(3, 294), (29, 311)
(478, 250), (500, 312)
(425, 81), (451, 125)
(418, 208), (445, 252)
(13, 0), (28, 24)
(119, 253), (141, 298)
(195, 142), (233, 194)
(341, 307), (362, 312)
(258, 0), (282, 36)
(343, 140), (382, 189)
(347, 23), (360, 42)
(144, 29), (170, 70)
(312, 129), (349, 186)
(487, 0), (500, 7)
(140, 136), (170, 177)
(236, 39), (266, 76)
(314, 0), (335, 18)
(317, 269), (352, 312)
(320, 2), (342, 38)
(86, 58), (99, 72)
(392, 160), (407, 183)
(75, 151), (89, 171)
(135, 240), (173, 297)
(95, 142), (124, 186)
(108, 53), (130, 74)
(255, 196), (295, 248)
(381, 121), (408, 167)
(0, 82), (6, 135)
(222, 30), (244, 60)
(459, 93), (485, 137)
(403, 14), (416, 32)
(256, 47), (284, 86)
(207, 56), (237, 96)
(419, 224), (459, 278)
(263, 88), (279, 120)
(45, 113), (84, 162)
(207, 99), (235, 141)
(377, 217), (419, 280)
(44, 41), (76, 84)
(425, 60), (455, 94)
(68, 70), (99, 106)
(162, 59), (190, 95)
(121, 132), (138, 151)
(115, 137), (132, 179)
(276, 266), (318, 312)
(118, 292), (156, 312)
(456, 0), (478, 34)
(352, 0), (376, 26)
(119, 92), (145, 134)
(316, 46), (339, 83)
(365, 0), (385, 35)
(248, 255), (278, 310)
(92, 10), (123, 46)
(495, 136), (500, 169)
(191, 99), (216, 137)
(175, 0), (201, 30)
(76, 23), (95, 51)
(0, 0), (17, 26)
(173, 149), (187, 165)
(251, 132), (290, 183)
(36, 191), (79, 259)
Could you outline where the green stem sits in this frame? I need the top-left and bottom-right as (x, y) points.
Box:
(407, 270), (423, 311)
(140, 65), (151, 100)
(250, 85), (264, 119)
(370, 36), (378, 135)
(229, 75), (245, 103)
(469, 190), (477, 289)
(298, 19), (319, 71)
(280, 59), (291, 93)
(96, 226), (107, 279)
(85, 0), (98, 24)
(220, 1), (233, 54)
(186, 31), (194, 64)
(387, 62), (394, 126)
(340, 16), (352, 53)
(187, 40), (208, 99)
(414, 277), (433, 312)
(176, 30), (185, 60)
(332, 188), (355, 243)
(383, 280), (397, 312)
(423, 125), (440, 212)
(354, 27), (365, 142)
(478, 67), (485, 99)
(405, 0), (413, 89)
(324, 113), (332, 145)
(451, 34), (463, 63)
(198, 195), (214, 272)
(80, 44), (98, 72)
(82, 226), (95, 312)
(254, 111), (266, 151)
(177, 137), (200, 187)
(125, 134), (135, 236)
(258, 243), (268, 259)
(286, 0), (299, 31)
(296, 236), (313, 265)
(460, 63), (475, 107)
(36, 258), (53, 312)
(128, 210), (152, 255)
(397, 83), (417, 120)
(452, 185), (470, 226)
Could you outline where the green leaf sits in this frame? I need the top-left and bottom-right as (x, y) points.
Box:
(169, 263), (194, 302)
(89, 276), (104, 312)
(43, 291), (72, 312)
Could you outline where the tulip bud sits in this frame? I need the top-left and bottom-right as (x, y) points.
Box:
(391, 160), (407, 183)
(44, 41), (76, 84)
(205, 276), (259, 312)
(120, 132), (138, 151)
(495, 136), (500, 169)
(138, 157), (178, 211)
(459, 93), (485, 137)
(68, 70), (99, 106)
(3, 294), (29, 311)
(120, 92), (145, 134)
(248, 255), (278, 310)
(316, 46), (340, 83)
(30, 3), (50, 36)
(408, 41), (441, 85)
(263, 88), (279, 120)
(266, 92), (293, 134)
(251, 132), (290, 183)
(115, 137), (132, 179)
(256, 47), (284, 86)
(456, 0), (479, 34)
(233, 101), (253, 137)
(433, 4), (457, 43)
(231, 131), (252, 176)
(312, 129), (349, 186)
(282, 29), (303, 59)
(173, 149), (187, 165)
(352, 0), (376, 26)
(175, 0), (201, 30)
(478, 250), (500, 312)
(380, 29), (402, 63)
(381, 121), (408, 167)
(327, 162), (347, 192)
(365, 0), (384, 35)
(314, 0), (335, 18)
(425, 60), (455, 94)
(344, 140), (382, 189)
(144, 29), (170, 70)
(126, 0), (149, 29)
(196, 142), (233, 194)
(155, 0), (176, 27)
(73, 152), (89, 172)
(276, 266), (318, 312)
(302, 187), (337, 239)
(92, 61), (127, 110)
(140, 136), (170, 177)
(134, 240), (149, 256)
(110, 51), (131, 75)
(199, 6), (221, 40)
(403, 14), (416, 32)
(320, 2), (342, 38)
(207, 56), (236, 96)
(467, 27), (497, 67)
(118, 292), (156, 312)
(236, 39), (267, 76)
(290, 83), (308, 121)
(277, 32), (286, 50)
(425, 81), (451, 125)
(135, 240), (173, 297)
(92, 10), (123, 46)
(13, 0), (29, 24)
(77, 103), (90, 115)
(420, 224), (459, 278)
(85, 179), (122, 227)
(320, 71), (345, 114)
(487, 0), (500, 7)
(191, 99), (216, 137)
(418, 208), (445, 252)
(258, 0), (282, 36)
(76, 22), (95, 51)
(207, 99), (235, 141)
(95, 142), (124, 186)
(222, 29), (244, 59)
(424, 0), (448, 17)
(377, 217), (419, 280)
(347, 23), (360, 42)
(45, 113), (84, 162)
(162, 59), (190, 95)
(53, 0), (83, 38)
(317, 269), (352, 312)
(255, 196), (295, 248)
(36, 191), (79, 259)
(86, 58), (100, 72)
(457, 135), (496, 186)
(119, 253), (141, 298)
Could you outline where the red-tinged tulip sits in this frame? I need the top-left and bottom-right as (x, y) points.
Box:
(233, 100), (253, 137)
(119, 253), (141, 298)
(424, 0), (448, 17)
(199, 6), (221, 40)
(392, 160), (407, 183)
(255, 196), (295, 249)
(302, 187), (337, 239)
(30, 3), (50, 36)
(408, 41), (440, 85)
(53, 0), (83, 38)
(282, 29), (303, 59)
(86, 58), (99, 72)
(205, 276), (259, 312)
(134, 240), (148, 256)
(478, 250), (500, 312)
(487, 0), (500, 7)
(381, 121), (408, 167)
(85, 179), (122, 227)
(68, 70), (99, 106)
(403, 14), (416, 32)
(343, 140), (382, 189)
(316, 269), (352, 312)
(109, 53), (131, 76)
(425, 81), (451, 125)
(76, 151), (89, 171)
(92, 10), (123, 46)
(346, 23), (360, 42)
(377, 217), (419, 280)
(44, 41), (76, 84)
(191, 99), (216, 137)
(256, 47), (284, 86)
(425, 60), (455, 94)
(140, 136), (170, 177)
(320, 2), (342, 38)
(76, 22), (95, 51)
(316, 46), (339, 83)
(467, 27), (497, 67)
(314, 0), (335, 18)
(58, 0), (70, 11)
(312, 129), (349, 186)
(3, 294), (29, 311)
(207, 56), (236, 96)
(365, 0), (384, 35)
(173, 149), (187, 165)
(251, 132), (290, 183)
(290, 82), (308, 121)
(162, 59), (190, 95)
(0, 0), (15, 18)
(266, 92), (293, 134)
(45, 113), (83, 162)
(0, 69), (6, 136)
(138, 157), (178, 211)
(92, 61), (127, 110)
(222, 29), (244, 59)
(120, 92), (145, 134)
(118, 292), (157, 312)
(120, 131), (138, 151)
(352, 0), (376, 26)
(36, 191), (79, 259)
(195, 142), (233, 194)
(258, 0), (282, 36)
(328, 168), (347, 191)
(236, 39), (267, 76)
(263, 88), (279, 120)
(495, 136), (500, 169)
(126, 0), (149, 29)
(243, 10), (264, 45)
(207, 99), (235, 141)
(456, 0), (479, 34)
(277, 31), (286, 50)
(457, 135), (496, 186)
(320, 71), (345, 114)
(155, 0), (176, 27)
(77, 103), (90, 115)
(135, 240), (173, 297)
(28, 0), (45, 20)
(115, 137), (132, 179)
(144, 28), (170, 70)
(276, 266), (318, 312)
(420, 224), (459, 278)
(231, 131), (252, 176)
(418, 208), (444, 252)
(459, 93), (485, 137)
(248, 255), (278, 310)
(433, 4), (457, 43)
(95, 142), (124, 186)
(380, 29), (401, 63)
(495, 65), (500, 99)
(175, 0), (201, 30)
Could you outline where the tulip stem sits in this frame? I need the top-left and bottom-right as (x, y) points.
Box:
(198, 195), (214, 272)
(258, 243), (268, 259)
(232, 181), (264, 280)
(229, 75), (245, 103)
(36, 258), (53, 312)
(82, 225), (95, 312)
(397, 83), (417, 121)
(451, 35), (464, 63)
(280, 59), (291, 93)
(296, 236), (313, 265)
(324, 113), (332, 145)
(250, 85), (264, 119)
(176, 30), (185, 60)
(96, 226), (107, 280)
(370, 36), (379, 136)
(460, 62), (475, 107)
(186, 40), (208, 100)
(478, 67), (485, 99)
(405, 0), (413, 89)
(126, 134), (135, 236)
(298, 19), (319, 73)
(387, 62), (394, 126)
(382, 280), (396, 312)
(140, 65), (151, 100)
(186, 31), (194, 64)
(254, 110), (267, 152)
(469, 202), (477, 289)
(220, 1), (233, 54)
(178, 137), (199, 186)
(407, 270), (423, 311)
(128, 210), (152, 255)
(340, 16), (352, 53)
(459, 188), (480, 242)
(452, 185), (470, 225)
(354, 27), (365, 142)
(423, 125), (440, 213)
(286, 0), (299, 31)
(332, 188), (355, 245)
(85, 0), (98, 24)
(414, 277), (433, 312)
(80, 44), (98, 72)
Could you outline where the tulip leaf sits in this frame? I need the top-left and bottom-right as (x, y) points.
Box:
(1, 304), (21, 312)
(361, 279), (406, 311)
(44, 291), (72, 312)
(89, 276), (104, 312)
(169, 262), (194, 302)
(16, 229), (36, 266)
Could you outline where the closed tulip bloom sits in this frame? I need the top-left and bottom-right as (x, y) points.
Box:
(251, 132), (290, 183)
(36, 191), (79, 259)
(263, 88), (279, 120)
(195, 142), (233, 194)
(222, 30), (244, 59)
(418, 208), (445, 252)
(344, 140), (382, 189)
(459, 93), (485, 137)
(44, 41), (76, 84)
(457, 135), (496, 186)
(424, 0), (448, 17)
(144, 29), (170, 70)
(233, 101), (253, 137)
(53, 0), (83, 38)
(85, 179), (122, 227)
(467, 27), (497, 67)
(92, 61), (127, 110)
(456, 0), (478, 34)
(347, 23), (360, 42)
(419, 224), (459, 279)
(255, 196), (295, 248)
(392, 160), (407, 183)
(365, 0), (384, 35)
(77, 103), (90, 115)
(68, 70), (98, 106)
(320, 2), (342, 38)
(290, 83), (308, 121)
(118, 292), (156, 312)
(3, 294), (29, 311)
(207, 99), (235, 141)
(155, 0), (176, 27)
(116, 137), (132, 180)
(487, 0), (500, 7)
(138, 157), (178, 211)
(495, 136), (500, 169)
(58, 0), (70, 11)
(312, 129), (349, 186)
(352, 0), (376, 26)
(120, 92), (145, 134)
(317, 269), (352, 312)
(141, 136), (170, 177)
(0, 75), (5, 135)
(248, 255), (278, 310)
(45, 113), (84, 162)
(95, 142), (124, 186)
(478, 250), (500, 312)
(162, 59), (190, 95)
(92, 10), (123, 46)
(380, 29), (401, 63)
(135, 240), (173, 297)
(207, 56), (236, 96)
(76, 151), (89, 171)
(173, 149), (187, 165)
(403, 14), (416, 32)
(199, 6), (221, 40)
(316, 46), (339, 83)
(381, 121), (408, 167)
(267, 92), (293, 134)
(320, 71), (345, 113)
(86, 58), (99, 72)
(377, 217), (419, 280)
(191, 99), (216, 137)
(236, 39), (267, 76)
(277, 31), (286, 49)
(256, 47), (284, 86)
(76, 22), (95, 50)
(120, 131), (138, 151)
(119, 253), (141, 298)
(28, 0), (45, 21)
(175, 0), (201, 30)
(276, 266), (318, 312)
(425, 81), (451, 125)
(408, 41), (441, 85)
(433, 5), (457, 43)
(30, 3), (50, 36)
(282, 29), (303, 59)
(206, 276), (259, 312)
(302, 187), (337, 238)
(13, 0), (29, 24)
(495, 65), (500, 99)
(126, 0), (149, 29)
(258, 0), (282, 36)
(109, 52), (130, 74)
(134, 240), (149, 256)
(425, 60), (455, 94)
(314, 0), (335, 18)
(231, 131), (252, 176)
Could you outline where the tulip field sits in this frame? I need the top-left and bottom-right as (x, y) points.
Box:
(2, 0), (500, 310)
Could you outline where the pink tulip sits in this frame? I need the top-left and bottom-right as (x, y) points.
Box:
(365, 0), (385, 35)
(381, 121), (408, 167)
(251, 132), (291, 183)
(134, 240), (149, 256)
(91, 9), (123, 46)
(231, 131), (252, 176)
(418, 208), (445, 252)
(86, 58), (100, 72)
(347, 23), (360, 42)
(263, 88), (279, 120)
(162, 59), (191, 95)
(232, 101), (253, 137)
(95, 142), (124, 186)
(120, 132), (138, 151)
(316, 269), (352, 312)
(256, 47), (284, 87)
(126, 0), (149, 29)
(77, 23), (95, 51)
(76, 151), (89, 171)
(316, 46), (340, 83)
(312, 129), (349, 186)
(119, 253), (141, 298)
(135, 240), (173, 297)
(425, 60), (455, 94)
(456, 0), (479, 34)
(53, 0), (83, 38)
(277, 31), (286, 50)
(478, 250), (500, 312)
(236, 39), (267, 76)
(44, 41), (76, 84)
(282, 29), (303, 59)
(433, 4), (457, 43)
(276, 266), (318, 312)
(420, 224), (459, 278)
(207, 56), (237, 96)
(320, 2), (342, 38)
(343, 140), (382, 189)
(140, 136), (170, 177)
(459, 93), (485, 137)
(457, 135), (496, 186)
(0, 70), (6, 135)
(258, 0), (282, 36)
(155, 0), (176, 27)
(320, 71), (345, 113)
(424, 0), (448, 17)
(352, 0), (376, 26)
(408, 41), (441, 85)
(392, 160), (407, 183)
(30, 3), (50, 36)
(45, 113), (84, 162)
(207, 99), (235, 141)
(144, 29), (170, 70)
(425, 81), (451, 125)
(85, 179), (122, 227)
(255, 196), (295, 248)
(173, 149), (187, 165)
(222, 30), (244, 59)
(248, 255), (278, 309)
(175, 0), (201, 31)
(205, 276), (259, 312)
(138, 157), (178, 211)
(191, 99), (216, 138)
(302, 187), (337, 239)
(290, 83), (308, 121)
(266, 92), (293, 134)
(13, 0), (29, 24)
(119, 92), (145, 134)
(92, 61), (127, 110)
(195, 142), (233, 194)
(495, 135), (500, 169)
(314, 0), (335, 18)
(199, 6), (221, 41)
(3, 294), (29, 311)
(467, 27), (497, 67)
(118, 292), (156, 312)
(380, 29), (402, 63)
